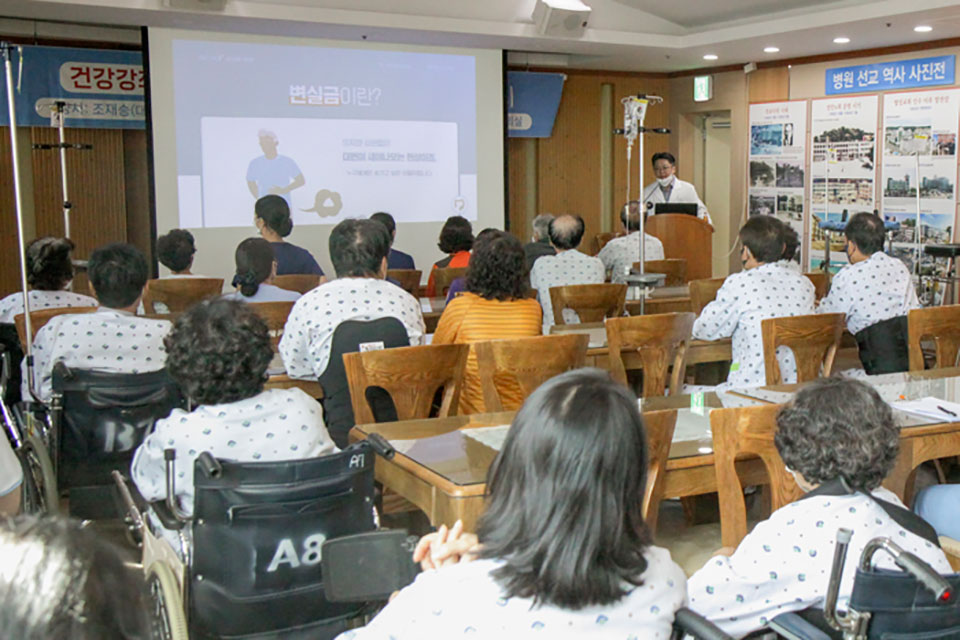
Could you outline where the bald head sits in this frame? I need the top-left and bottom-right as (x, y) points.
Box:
(548, 215), (586, 251)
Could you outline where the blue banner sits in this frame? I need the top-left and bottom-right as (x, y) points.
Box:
(825, 55), (955, 95)
(0, 45), (144, 129)
(507, 71), (565, 138)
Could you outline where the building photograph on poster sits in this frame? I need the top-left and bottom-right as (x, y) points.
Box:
(808, 96), (878, 272)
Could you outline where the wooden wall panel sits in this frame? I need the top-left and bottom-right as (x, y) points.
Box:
(31, 127), (127, 261)
(748, 67), (790, 103)
(123, 129), (153, 267)
(0, 129), (22, 297)
(507, 137), (530, 239)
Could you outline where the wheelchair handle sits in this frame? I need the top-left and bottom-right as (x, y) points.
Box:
(861, 537), (952, 603)
(163, 448), (193, 523)
(823, 528), (853, 632)
(367, 433), (395, 460)
(197, 452), (222, 478)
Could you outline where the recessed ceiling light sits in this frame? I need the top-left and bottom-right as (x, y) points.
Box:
(915, 25), (933, 33)
(833, 37), (850, 44)
(764, 46), (780, 53)
(703, 54), (718, 60)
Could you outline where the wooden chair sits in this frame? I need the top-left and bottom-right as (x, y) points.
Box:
(249, 301), (295, 350)
(142, 277), (223, 314)
(634, 259), (688, 286)
(760, 313), (844, 385)
(907, 305), (960, 371)
(803, 271), (830, 302)
(942, 536), (960, 572)
(475, 334), (589, 412)
(594, 232), (616, 253)
(273, 274), (321, 295)
(549, 283), (627, 326)
(15, 306), (98, 344)
(605, 312), (696, 396)
(641, 409), (678, 536)
(689, 277), (725, 315)
(711, 403), (803, 548)
(343, 343), (469, 424)
(387, 269), (422, 297)
(883, 424), (960, 505)
(432, 267), (467, 297)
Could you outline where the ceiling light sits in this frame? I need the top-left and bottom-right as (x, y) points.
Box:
(915, 25), (933, 33)
(764, 46), (780, 53)
(703, 54), (718, 61)
(833, 37), (850, 44)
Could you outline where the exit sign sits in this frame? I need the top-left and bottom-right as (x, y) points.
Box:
(694, 75), (713, 102)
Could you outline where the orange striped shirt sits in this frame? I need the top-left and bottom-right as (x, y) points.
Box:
(432, 292), (542, 415)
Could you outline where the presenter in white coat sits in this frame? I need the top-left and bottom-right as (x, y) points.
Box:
(642, 152), (712, 224)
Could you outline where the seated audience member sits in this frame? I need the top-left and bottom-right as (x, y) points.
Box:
(817, 212), (919, 374)
(779, 222), (801, 271)
(0, 515), (156, 640)
(255, 194), (325, 277)
(598, 201), (665, 284)
(522, 213), (556, 272)
(132, 299), (336, 549)
(0, 435), (22, 516)
(425, 215), (473, 297)
(445, 228), (499, 303)
(0, 237), (96, 324)
(26, 243), (171, 403)
(530, 214), (605, 330)
(689, 378), (952, 637)
(280, 219), (425, 379)
(338, 369), (686, 640)
(371, 211), (415, 270)
(157, 228), (199, 276)
(223, 238), (301, 303)
(433, 231), (541, 414)
(693, 216), (814, 389)
(913, 484), (960, 540)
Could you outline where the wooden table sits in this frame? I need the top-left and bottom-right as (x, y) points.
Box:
(264, 352), (324, 397)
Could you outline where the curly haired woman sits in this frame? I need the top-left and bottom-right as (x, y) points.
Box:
(131, 298), (336, 548)
(432, 231), (541, 414)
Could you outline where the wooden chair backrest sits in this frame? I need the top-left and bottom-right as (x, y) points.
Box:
(273, 274), (321, 295)
(249, 301), (296, 350)
(549, 283), (627, 326)
(15, 306), (98, 344)
(474, 334), (589, 412)
(142, 278), (224, 314)
(689, 277), (726, 315)
(641, 409), (678, 536)
(635, 259), (688, 286)
(710, 403), (802, 548)
(803, 272), (831, 302)
(343, 343), (469, 424)
(432, 267), (467, 297)
(594, 232), (616, 253)
(761, 313), (844, 385)
(605, 312), (696, 396)
(387, 269), (422, 296)
(907, 305), (960, 371)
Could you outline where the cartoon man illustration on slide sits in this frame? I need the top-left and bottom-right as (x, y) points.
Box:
(246, 129), (305, 206)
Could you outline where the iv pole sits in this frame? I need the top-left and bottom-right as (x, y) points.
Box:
(33, 100), (93, 239)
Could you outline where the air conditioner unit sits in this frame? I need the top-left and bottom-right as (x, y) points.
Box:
(162, 0), (227, 11)
(531, 0), (591, 38)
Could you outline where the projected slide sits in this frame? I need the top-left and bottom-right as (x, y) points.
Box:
(170, 40), (478, 229)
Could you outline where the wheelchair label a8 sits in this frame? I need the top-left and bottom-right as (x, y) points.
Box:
(266, 533), (327, 572)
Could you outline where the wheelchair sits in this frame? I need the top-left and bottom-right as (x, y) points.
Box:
(769, 528), (960, 639)
(115, 440), (385, 640)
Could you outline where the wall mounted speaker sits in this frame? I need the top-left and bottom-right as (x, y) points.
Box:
(531, 0), (591, 38)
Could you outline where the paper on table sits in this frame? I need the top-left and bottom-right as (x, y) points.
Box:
(461, 425), (511, 451)
(420, 298), (433, 313)
(891, 396), (960, 422)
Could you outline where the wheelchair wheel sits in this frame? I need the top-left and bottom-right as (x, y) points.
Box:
(16, 430), (57, 514)
(146, 562), (189, 640)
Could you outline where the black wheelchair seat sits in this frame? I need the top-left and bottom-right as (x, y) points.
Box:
(188, 441), (378, 640)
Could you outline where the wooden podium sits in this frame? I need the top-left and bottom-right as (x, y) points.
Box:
(646, 214), (714, 281)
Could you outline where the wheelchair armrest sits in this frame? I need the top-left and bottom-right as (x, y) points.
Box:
(671, 608), (733, 640)
(768, 612), (834, 640)
(150, 499), (187, 531)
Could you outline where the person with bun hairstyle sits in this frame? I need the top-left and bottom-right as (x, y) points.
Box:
(254, 195), (325, 277)
(223, 238), (301, 303)
(0, 237), (96, 324)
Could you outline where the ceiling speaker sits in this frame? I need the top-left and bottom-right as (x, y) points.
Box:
(531, 0), (591, 38)
(162, 0), (227, 11)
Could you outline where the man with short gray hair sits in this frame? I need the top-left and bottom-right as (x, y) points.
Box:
(523, 213), (557, 272)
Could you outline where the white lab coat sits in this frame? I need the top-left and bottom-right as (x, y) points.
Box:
(642, 178), (712, 224)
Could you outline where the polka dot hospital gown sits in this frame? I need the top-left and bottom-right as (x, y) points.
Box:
(278, 277), (425, 379)
(336, 547), (687, 640)
(688, 488), (953, 638)
(598, 232), (665, 284)
(692, 262), (815, 389)
(25, 308), (171, 403)
(0, 289), (97, 324)
(530, 249), (606, 330)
